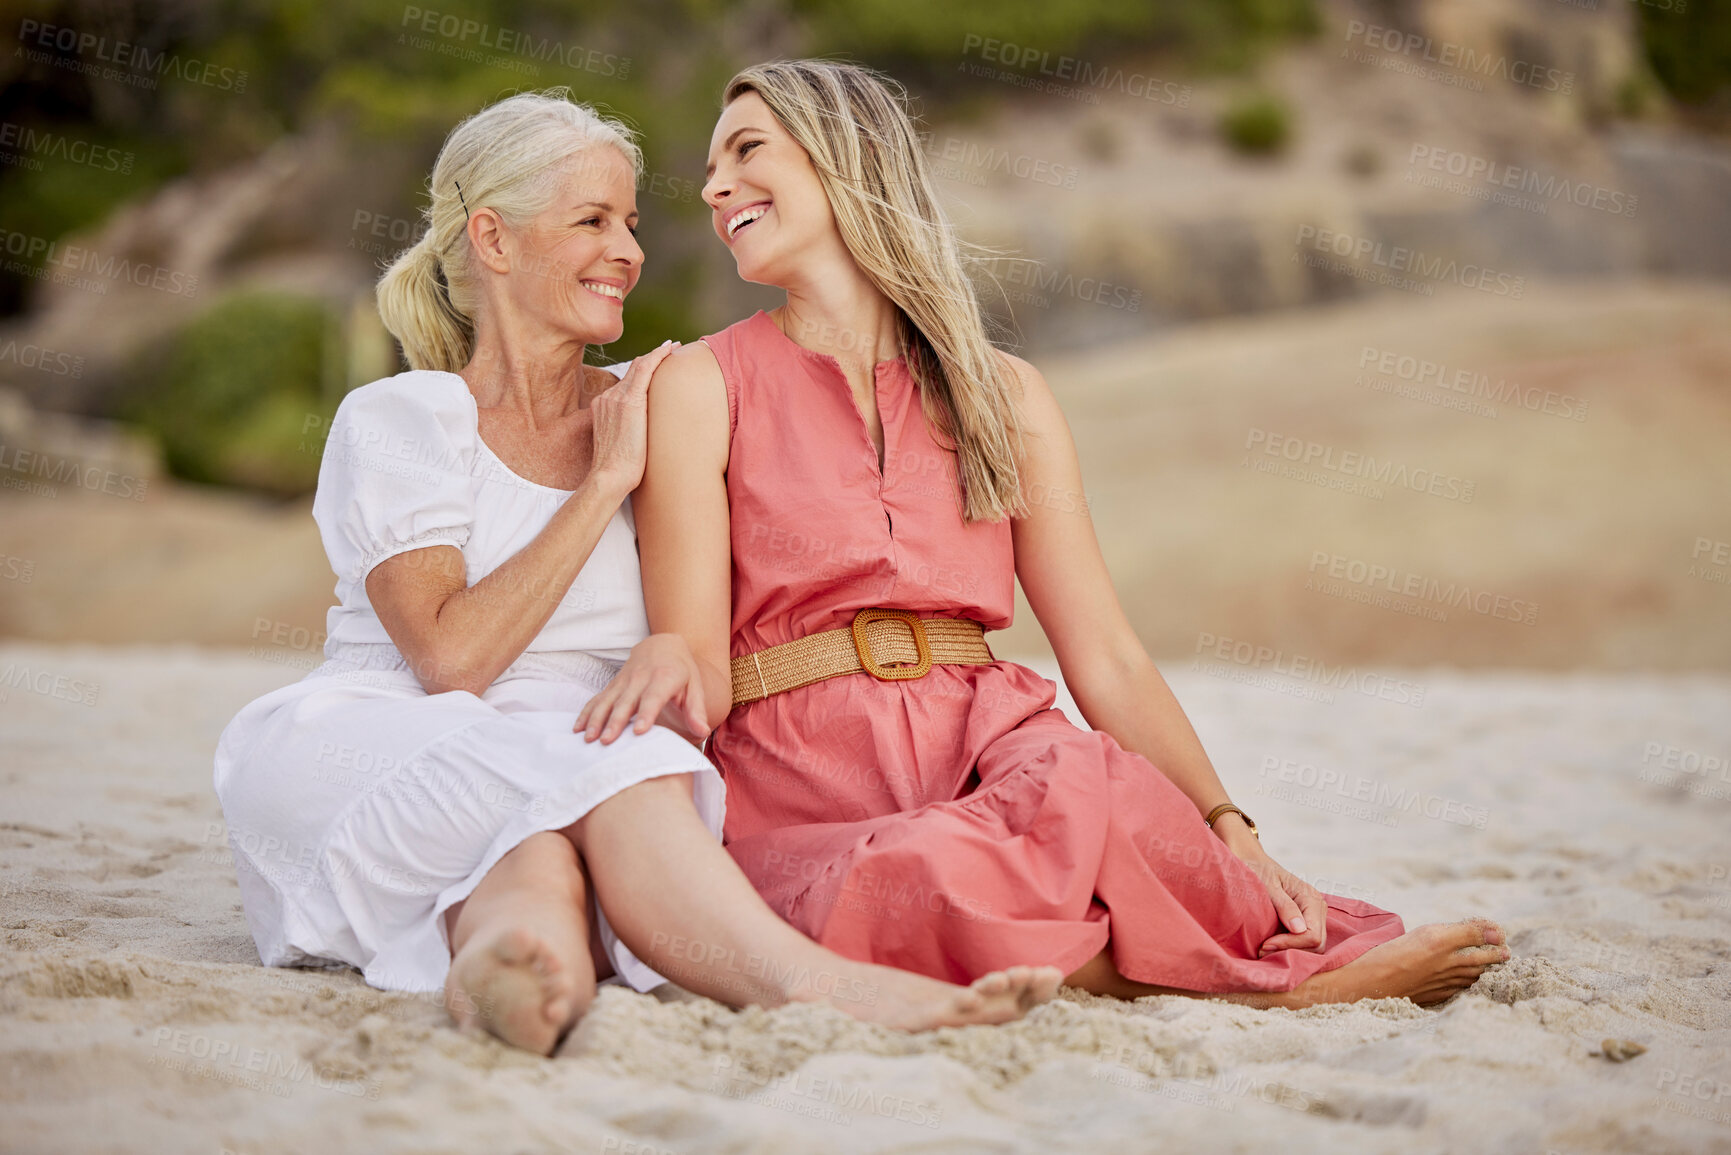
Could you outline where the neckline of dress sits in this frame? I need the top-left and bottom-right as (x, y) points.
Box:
(431, 369), (579, 496)
(750, 309), (907, 377)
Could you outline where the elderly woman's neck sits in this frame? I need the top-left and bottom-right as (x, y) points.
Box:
(460, 323), (591, 421)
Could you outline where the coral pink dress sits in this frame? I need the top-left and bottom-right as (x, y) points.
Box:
(703, 310), (1404, 989)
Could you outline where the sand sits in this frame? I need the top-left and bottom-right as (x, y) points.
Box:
(2, 642), (1728, 1154)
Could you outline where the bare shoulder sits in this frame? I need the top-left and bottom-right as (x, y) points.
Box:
(651, 339), (725, 397)
(992, 348), (1063, 424)
(647, 340), (728, 462)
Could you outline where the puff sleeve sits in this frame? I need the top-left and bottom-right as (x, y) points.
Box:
(312, 372), (477, 589)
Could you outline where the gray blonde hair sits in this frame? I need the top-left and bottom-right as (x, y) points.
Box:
(376, 88), (643, 373)
(725, 60), (1025, 523)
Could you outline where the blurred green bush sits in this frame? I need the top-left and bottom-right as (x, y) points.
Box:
(123, 292), (340, 496)
(1219, 91), (1292, 155)
(1637, 1), (1731, 111)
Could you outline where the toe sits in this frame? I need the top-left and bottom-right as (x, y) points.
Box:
(1455, 943), (1510, 965)
(1460, 917), (1503, 944)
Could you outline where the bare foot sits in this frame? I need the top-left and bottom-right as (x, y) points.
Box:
(786, 960), (1064, 1031)
(1295, 918), (1511, 1008)
(446, 926), (592, 1055)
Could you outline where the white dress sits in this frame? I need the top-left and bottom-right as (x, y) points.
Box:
(212, 366), (721, 995)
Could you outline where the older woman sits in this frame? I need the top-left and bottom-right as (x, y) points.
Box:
(212, 89), (1057, 1056)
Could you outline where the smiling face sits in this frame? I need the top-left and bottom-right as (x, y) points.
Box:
(496, 147), (642, 346)
(702, 91), (842, 287)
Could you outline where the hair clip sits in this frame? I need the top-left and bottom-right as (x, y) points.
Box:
(454, 180), (471, 221)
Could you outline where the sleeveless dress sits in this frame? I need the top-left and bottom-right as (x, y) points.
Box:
(213, 367), (720, 995)
(703, 310), (1404, 990)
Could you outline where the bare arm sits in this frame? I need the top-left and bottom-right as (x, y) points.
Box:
(631, 342), (734, 732)
(1006, 352), (1325, 951)
(366, 343), (677, 697)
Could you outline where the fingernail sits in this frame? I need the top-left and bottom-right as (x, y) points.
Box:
(1291, 917), (1307, 933)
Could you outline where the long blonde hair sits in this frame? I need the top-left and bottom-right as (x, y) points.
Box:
(725, 60), (1025, 523)
(376, 88), (643, 373)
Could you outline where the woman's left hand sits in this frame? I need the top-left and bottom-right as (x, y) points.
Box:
(576, 633), (709, 744)
(1215, 823), (1327, 955)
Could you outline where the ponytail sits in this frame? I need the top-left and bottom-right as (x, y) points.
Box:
(376, 234), (473, 372)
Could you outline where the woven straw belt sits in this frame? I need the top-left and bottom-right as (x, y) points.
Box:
(730, 608), (994, 707)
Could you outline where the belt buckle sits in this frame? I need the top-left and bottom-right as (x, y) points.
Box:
(851, 608), (932, 681)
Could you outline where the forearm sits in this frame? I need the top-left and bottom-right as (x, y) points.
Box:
(419, 477), (626, 690)
(691, 654), (731, 733)
(1070, 650), (1264, 856)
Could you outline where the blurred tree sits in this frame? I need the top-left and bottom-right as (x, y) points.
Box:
(1637, 1), (1731, 116)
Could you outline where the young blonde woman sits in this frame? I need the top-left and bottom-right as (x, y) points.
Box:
(588, 60), (1512, 1007)
(212, 89), (1060, 1057)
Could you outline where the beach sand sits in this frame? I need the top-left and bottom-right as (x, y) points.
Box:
(2, 643), (1727, 1154)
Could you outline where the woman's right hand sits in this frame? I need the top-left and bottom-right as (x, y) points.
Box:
(576, 631), (709, 744)
(588, 339), (682, 497)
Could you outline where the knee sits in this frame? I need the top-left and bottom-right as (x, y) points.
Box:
(567, 773), (694, 850)
(510, 830), (584, 883)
